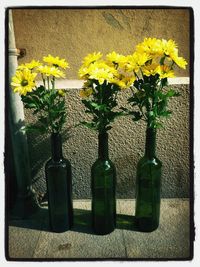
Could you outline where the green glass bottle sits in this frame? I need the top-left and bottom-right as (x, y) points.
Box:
(91, 132), (116, 235)
(135, 127), (162, 232)
(45, 133), (73, 232)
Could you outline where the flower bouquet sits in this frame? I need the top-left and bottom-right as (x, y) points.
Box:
(78, 51), (130, 234)
(11, 55), (73, 232)
(123, 38), (187, 232)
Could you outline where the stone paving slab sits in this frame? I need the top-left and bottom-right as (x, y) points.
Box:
(119, 199), (190, 259)
(33, 200), (126, 259)
(7, 199), (191, 260)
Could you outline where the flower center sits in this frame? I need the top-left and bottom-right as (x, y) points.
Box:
(21, 80), (28, 86)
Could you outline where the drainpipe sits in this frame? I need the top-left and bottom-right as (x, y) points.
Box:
(8, 10), (38, 218)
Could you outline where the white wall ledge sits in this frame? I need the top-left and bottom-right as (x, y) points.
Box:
(168, 77), (190, 85)
(50, 77), (190, 89)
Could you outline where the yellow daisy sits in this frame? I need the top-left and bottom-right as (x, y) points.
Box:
(136, 38), (163, 57)
(88, 61), (118, 85)
(170, 53), (187, 69)
(142, 63), (160, 76)
(133, 52), (152, 66)
(37, 65), (65, 78)
(106, 51), (126, 66)
(82, 52), (103, 67)
(43, 54), (69, 69)
(11, 68), (37, 96)
(112, 75), (136, 89)
(161, 39), (178, 57)
(157, 65), (175, 78)
(78, 66), (90, 79)
(17, 60), (41, 70)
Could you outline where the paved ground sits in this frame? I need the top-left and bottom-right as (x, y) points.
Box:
(7, 199), (192, 260)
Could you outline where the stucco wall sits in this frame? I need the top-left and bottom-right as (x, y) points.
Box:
(12, 8), (190, 77)
(25, 84), (190, 199)
(11, 8), (191, 198)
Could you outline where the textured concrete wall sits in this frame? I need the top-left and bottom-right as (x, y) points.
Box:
(12, 8), (190, 77)
(11, 8), (190, 198)
(25, 84), (190, 199)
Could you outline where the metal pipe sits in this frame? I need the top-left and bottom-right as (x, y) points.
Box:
(8, 10), (38, 218)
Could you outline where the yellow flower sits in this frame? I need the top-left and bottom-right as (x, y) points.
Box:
(170, 53), (187, 69)
(17, 60), (41, 70)
(123, 55), (138, 72)
(161, 39), (178, 57)
(124, 53), (152, 73)
(112, 75), (136, 89)
(11, 68), (37, 95)
(142, 63), (160, 76)
(88, 61), (118, 85)
(136, 38), (163, 57)
(156, 65), (175, 78)
(37, 65), (65, 78)
(161, 39), (187, 69)
(133, 52), (152, 66)
(106, 51), (126, 66)
(82, 52), (103, 67)
(78, 66), (90, 79)
(43, 54), (69, 69)
(58, 89), (66, 97)
(79, 88), (93, 98)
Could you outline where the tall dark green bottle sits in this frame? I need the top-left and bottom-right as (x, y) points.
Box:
(45, 133), (73, 232)
(135, 127), (162, 232)
(91, 132), (116, 235)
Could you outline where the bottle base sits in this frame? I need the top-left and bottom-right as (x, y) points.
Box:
(50, 218), (73, 233)
(136, 217), (159, 232)
(93, 228), (115, 235)
(50, 224), (72, 233)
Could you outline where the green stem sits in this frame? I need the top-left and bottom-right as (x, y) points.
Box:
(150, 87), (157, 128)
(99, 84), (104, 132)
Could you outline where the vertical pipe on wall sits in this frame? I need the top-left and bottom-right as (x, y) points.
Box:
(8, 10), (38, 218)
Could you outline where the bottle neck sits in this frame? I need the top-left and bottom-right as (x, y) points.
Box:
(145, 127), (157, 159)
(51, 133), (63, 161)
(98, 132), (109, 160)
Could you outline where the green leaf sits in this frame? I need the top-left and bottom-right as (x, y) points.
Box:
(82, 99), (93, 110)
(80, 121), (97, 130)
(154, 122), (164, 129)
(157, 99), (167, 114)
(91, 102), (106, 111)
(166, 89), (180, 97)
(159, 110), (172, 117)
(23, 124), (47, 134)
(23, 103), (37, 109)
(155, 90), (165, 100)
(149, 111), (154, 117)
